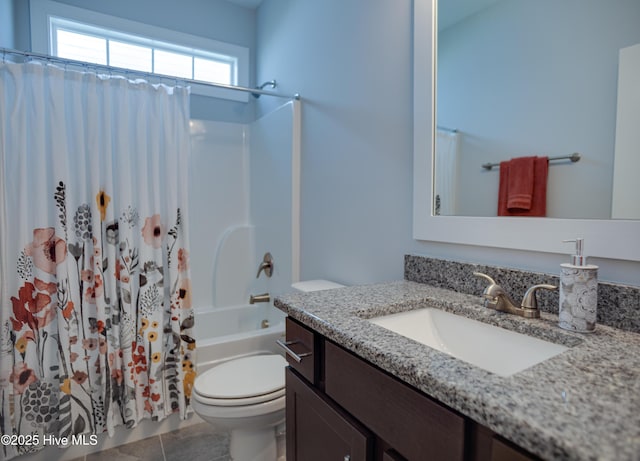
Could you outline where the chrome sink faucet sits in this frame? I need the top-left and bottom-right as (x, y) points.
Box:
(473, 272), (557, 319)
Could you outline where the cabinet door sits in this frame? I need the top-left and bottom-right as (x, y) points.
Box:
(324, 341), (465, 461)
(286, 368), (372, 461)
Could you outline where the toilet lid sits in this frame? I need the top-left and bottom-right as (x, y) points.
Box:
(194, 354), (286, 402)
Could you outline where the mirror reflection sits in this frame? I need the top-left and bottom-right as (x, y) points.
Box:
(435, 0), (640, 219)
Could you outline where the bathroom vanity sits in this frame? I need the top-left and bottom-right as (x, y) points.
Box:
(284, 317), (533, 460)
(275, 281), (640, 461)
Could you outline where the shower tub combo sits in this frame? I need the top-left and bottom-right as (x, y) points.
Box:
(194, 302), (286, 373)
(187, 105), (300, 460)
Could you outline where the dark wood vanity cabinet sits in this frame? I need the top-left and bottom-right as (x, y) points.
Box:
(286, 368), (372, 460)
(284, 317), (539, 461)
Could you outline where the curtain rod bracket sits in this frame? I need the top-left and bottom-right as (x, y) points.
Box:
(252, 80), (277, 98)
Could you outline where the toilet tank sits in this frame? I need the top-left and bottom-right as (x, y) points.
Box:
(291, 280), (345, 292)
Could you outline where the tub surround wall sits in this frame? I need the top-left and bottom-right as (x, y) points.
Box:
(190, 104), (296, 308)
(249, 102), (297, 298)
(405, 254), (640, 334)
(189, 120), (249, 308)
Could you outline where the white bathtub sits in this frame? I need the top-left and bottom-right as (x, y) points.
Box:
(194, 303), (286, 372)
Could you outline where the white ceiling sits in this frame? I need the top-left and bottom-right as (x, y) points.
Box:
(438, 0), (501, 30)
(223, 0), (500, 24)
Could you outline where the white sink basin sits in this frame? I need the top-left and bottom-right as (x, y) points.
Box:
(369, 308), (568, 377)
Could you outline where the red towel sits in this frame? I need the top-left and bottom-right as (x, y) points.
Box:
(498, 156), (548, 216)
(506, 156), (535, 210)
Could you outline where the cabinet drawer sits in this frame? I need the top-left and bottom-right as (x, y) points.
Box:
(286, 368), (372, 461)
(324, 341), (465, 461)
(281, 317), (317, 383)
(492, 437), (539, 461)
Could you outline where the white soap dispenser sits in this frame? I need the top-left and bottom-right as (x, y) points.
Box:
(558, 238), (598, 332)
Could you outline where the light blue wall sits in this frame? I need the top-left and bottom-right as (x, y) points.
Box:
(55, 0), (254, 48)
(0, 0), (27, 49)
(0, 0), (14, 47)
(7, 0), (29, 50)
(256, 0), (640, 287)
(256, 0), (417, 285)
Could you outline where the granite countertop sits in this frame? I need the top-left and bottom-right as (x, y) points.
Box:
(274, 280), (640, 461)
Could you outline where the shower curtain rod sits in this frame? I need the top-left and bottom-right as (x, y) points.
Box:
(0, 47), (300, 100)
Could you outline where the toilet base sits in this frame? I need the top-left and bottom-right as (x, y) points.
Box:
(230, 427), (276, 461)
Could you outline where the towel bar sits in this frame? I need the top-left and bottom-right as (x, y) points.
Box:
(482, 152), (581, 170)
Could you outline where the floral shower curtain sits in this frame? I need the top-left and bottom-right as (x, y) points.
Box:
(0, 61), (196, 459)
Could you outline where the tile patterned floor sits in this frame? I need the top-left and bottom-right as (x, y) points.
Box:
(72, 423), (230, 461)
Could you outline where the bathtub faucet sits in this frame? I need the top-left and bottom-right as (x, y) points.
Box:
(256, 252), (274, 278)
(249, 293), (271, 304)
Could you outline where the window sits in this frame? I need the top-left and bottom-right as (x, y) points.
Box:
(31, 0), (249, 101)
(49, 18), (236, 86)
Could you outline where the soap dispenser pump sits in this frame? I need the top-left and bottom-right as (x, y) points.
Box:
(558, 238), (598, 332)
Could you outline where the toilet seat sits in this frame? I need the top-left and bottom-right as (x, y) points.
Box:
(193, 354), (286, 407)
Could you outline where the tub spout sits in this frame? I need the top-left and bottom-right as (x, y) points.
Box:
(250, 293), (270, 304)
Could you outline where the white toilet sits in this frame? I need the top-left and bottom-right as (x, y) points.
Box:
(191, 279), (344, 461)
(192, 354), (287, 461)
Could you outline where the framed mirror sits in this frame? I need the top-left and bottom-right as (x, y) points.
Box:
(413, 0), (640, 261)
